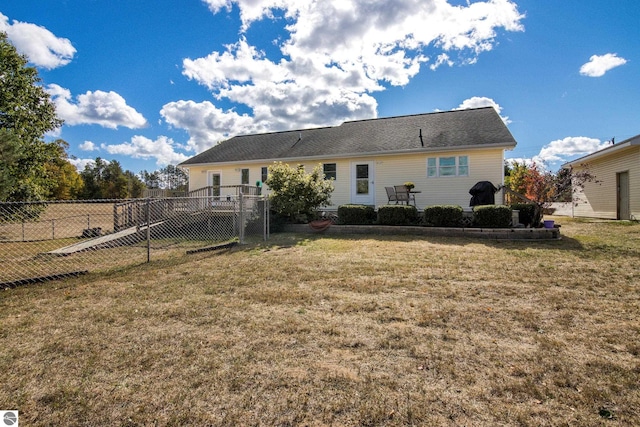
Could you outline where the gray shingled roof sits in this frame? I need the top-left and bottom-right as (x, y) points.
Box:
(180, 107), (516, 166)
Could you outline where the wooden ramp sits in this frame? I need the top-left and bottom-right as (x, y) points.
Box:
(47, 223), (161, 255)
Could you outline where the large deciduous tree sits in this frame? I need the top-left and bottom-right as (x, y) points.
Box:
(0, 32), (64, 202)
(45, 139), (84, 200)
(0, 129), (21, 201)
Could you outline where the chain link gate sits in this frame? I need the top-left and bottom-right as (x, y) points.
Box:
(0, 194), (269, 288)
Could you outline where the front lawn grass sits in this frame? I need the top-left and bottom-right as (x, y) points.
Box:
(1, 217), (639, 426)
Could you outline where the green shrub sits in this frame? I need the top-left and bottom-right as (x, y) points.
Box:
(265, 162), (334, 222)
(377, 205), (419, 226)
(473, 205), (512, 228)
(337, 204), (376, 225)
(268, 211), (290, 232)
(423, 205), (463, 227)
(510, 203), (537, 227)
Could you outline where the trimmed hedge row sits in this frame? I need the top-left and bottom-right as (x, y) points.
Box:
(377, 205), (419, 225)
(423, 205), (463, 227)
(472, 205), (512, 228)
(336, 204), (515, 227)
(337, 204), (377, 225)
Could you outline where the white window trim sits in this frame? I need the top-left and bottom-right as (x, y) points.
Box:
(427, 155), (469, 178)
(323, 163), (337, 180)
(207, 170), (222, 186)
(240, 168), (250, 185)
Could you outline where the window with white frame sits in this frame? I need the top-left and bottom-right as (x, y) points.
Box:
(427, 156), (469, 177)
(323, 163), (337, 180)
(241, 168), (249, 185)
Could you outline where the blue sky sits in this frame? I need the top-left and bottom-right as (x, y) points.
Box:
(1, 0), (638, 174)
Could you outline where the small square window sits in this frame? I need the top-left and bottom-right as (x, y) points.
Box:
(323, 163), (337, 180)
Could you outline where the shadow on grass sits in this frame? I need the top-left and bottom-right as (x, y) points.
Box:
(244, 230), (586, 252)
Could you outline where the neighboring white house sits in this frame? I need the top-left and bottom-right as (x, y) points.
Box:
(179, 107), (517, 209)
(563, 134), (640, 220)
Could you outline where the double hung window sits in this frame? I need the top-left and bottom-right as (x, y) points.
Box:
(427, 156), (469, 177)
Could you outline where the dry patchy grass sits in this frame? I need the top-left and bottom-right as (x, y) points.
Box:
(1, 217), (639, 426)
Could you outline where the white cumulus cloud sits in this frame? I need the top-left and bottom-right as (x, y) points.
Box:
(79, 141), (99, 151)
(69, 157), (102, 172)
(580, 53), (627, 77)
(161, 100), (269, 153)
(46, 84), (148, 129)
(102, 135), (189, 167)
(533, 136), (609, 164)
(455, 96), (510, 124)
(174, 0), (524, 150)
(0, 12), (76, 69)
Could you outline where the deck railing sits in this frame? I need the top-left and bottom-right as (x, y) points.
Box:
(143, 189), (188, 198)
(187, 185), (260, 198)
(142, 185), (260, 199)
(114, 186), (260, 231)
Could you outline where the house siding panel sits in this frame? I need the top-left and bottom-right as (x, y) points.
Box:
(572, 146), (640, 219)
(376, 149), (504, 209)
(185, 147), (507, 210)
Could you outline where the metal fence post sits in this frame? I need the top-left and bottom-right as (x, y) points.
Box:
(146, 198), (151, 263)
(113, 204), (119, 232)
(239, 192), (245, 244)
(263, 197), (269, 241)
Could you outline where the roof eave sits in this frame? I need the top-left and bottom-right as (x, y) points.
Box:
(179, 142), (516, 168)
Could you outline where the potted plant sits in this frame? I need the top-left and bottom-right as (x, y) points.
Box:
(404, 181), (415, 191)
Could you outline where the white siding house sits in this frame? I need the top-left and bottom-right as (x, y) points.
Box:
(563, 134), (640, 220)
(180, 107), (517, 210)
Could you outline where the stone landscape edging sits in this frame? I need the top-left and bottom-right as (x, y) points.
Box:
(282, 224), (561, 240)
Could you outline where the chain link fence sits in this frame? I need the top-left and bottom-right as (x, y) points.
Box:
(0, 194), (269, 288)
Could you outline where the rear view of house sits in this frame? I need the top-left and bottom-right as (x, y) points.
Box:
(564, 134), (640, 220)
(179, 107), (517, 209)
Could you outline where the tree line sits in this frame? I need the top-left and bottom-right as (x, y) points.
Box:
(1, 32), (187, 202)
